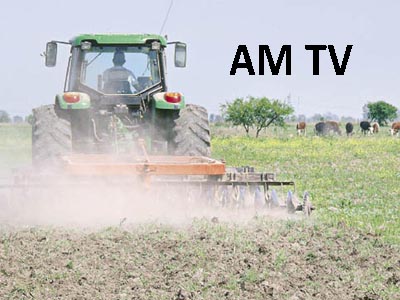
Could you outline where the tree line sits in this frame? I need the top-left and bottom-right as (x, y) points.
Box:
(0, 110), (33, 124)
(218, 98), (398, 137)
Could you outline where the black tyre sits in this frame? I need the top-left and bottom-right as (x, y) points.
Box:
(173, 104), (211, 157)
(32, 105), (72, 166)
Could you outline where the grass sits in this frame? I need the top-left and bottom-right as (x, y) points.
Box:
(0, 124), (31, 174)
(212, 135), (400, 243)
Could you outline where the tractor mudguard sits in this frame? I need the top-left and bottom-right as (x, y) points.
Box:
(153, 92), (185, 110)
(56, 92), (91, 109)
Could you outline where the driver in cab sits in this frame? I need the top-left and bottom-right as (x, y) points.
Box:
(103, 51), (137, 94)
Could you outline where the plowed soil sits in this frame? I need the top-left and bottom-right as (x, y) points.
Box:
(0, 220), (399, 300)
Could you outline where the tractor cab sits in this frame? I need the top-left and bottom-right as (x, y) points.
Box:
(45, 34), (186, 110)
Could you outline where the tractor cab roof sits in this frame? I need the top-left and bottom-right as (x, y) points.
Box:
(70, 33), (167, 47)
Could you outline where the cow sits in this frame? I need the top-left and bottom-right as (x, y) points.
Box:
(296, 122), (306, 136)
(315, 122), (326, 136)
(372, 122), (380, 133)
(314, 121), (341, 136)
(390, 122), (400, 136)
(345, 122), (353, 136)
(360, 121), (372, 135)
(325, 121), (341, 135)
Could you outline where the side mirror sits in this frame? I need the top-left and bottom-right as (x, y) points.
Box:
(174, 42), (187, 68)
(45, 42), (57, 67)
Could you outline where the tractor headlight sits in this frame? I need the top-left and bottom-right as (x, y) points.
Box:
(151, 41), (161, 51)
(81, 41), (92, 50)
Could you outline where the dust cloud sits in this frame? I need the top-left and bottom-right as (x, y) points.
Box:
(0, 167), (299, 228)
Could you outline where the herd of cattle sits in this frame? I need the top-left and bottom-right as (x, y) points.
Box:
(296, 121), (400, 136)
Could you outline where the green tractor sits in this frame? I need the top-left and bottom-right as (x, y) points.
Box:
(33, 34), (210, 164)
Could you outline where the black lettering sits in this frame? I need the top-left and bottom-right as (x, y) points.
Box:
(259, 45), (291, 75)
(230, 45), (255, 75)
(328, 45), (353, 75)
(305, 45), (327, 75)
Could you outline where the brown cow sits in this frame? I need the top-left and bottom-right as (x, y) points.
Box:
(372, 122), (379, 133)
(390, 122), (400, 136)
(296, 122), (306, 136)
(325, 121), (341, 135)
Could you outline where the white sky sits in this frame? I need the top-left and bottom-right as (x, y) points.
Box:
(0, 0), (399, 118)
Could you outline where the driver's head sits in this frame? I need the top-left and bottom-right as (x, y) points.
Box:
(113, 51), (126, 66)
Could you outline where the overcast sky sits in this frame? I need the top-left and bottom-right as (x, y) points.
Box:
(0, 0), (399, 118)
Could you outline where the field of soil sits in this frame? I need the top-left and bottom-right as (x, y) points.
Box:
(0, 124), (399, 299)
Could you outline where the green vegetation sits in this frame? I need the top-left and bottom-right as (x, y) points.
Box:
(0, 124), (31, 174)
(367, 101), (398, 126)
(212, 135), (400, 243)
(221, 97), (294, 137)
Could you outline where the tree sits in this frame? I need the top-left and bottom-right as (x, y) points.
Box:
(0, 110), (10, 123)
(221, 96), (294, 137)
(367, 101), (398, 126)
(250, 97), (293, 137)
(221, 98), (254, 135)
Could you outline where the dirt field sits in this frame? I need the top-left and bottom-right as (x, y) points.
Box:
(0, 222), (399, 299)
(0, 124), (399, 299)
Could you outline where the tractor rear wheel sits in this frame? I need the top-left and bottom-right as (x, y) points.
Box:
(173, 104), (211, 157)
(32, 104), (72, 167)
